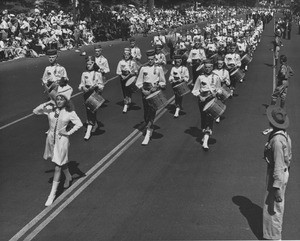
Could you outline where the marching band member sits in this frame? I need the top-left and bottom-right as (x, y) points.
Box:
(154, 43), (167, 69)
(192, 59), (221, 150)
(169, 54), (190, 118)
(187, 38), (206, 85)
(237, 36), (249, 71)
(33, 92), (82, 206)
(94, 44), (110, 83)
(224, 42), (243, 94)
(129, 37), (142, 68)
(212, 56), (230, 123)
(42, 49), (68, 89)
(116, 48), (139, 113)
(135, 49), (166, 146)
(78, 56), (105, 140)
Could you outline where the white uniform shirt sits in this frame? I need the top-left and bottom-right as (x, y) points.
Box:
(169, 65), (189, 83)
(135, 65), (166, 89)
(42, 64), (68, 85)
(95, 55), (110, 74)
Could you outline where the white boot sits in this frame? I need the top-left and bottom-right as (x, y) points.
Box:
(45, 181), (59, 206)
(142, 129), (152, 146)
(84, 125), (93, 140)
(202, 134), (209, 150)
(123, 104), (128, 113)
(174, 107), (180, 118)
(215, 117), (220, 123)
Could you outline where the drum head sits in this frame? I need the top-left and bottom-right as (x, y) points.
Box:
(146, 90), (160, 99)
(203, 98), (215, 111)
(125, 76), (136, 87)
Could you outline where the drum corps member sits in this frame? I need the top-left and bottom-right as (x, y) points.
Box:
(187, 38), (207, 85)
(169, 54), (190, 118)
(136, 49), (166, 146)
(33, 92), (82, 206)
(116, 48), (139, 113)
(94, 44), (110, 83)
(42, 49), (68, 89)
(192, 59), (222, 150)
(129, 37), (142, 68)
(212, 56), (230, 122)
(79, 56), (105, 140)
(224, 42), (243, 94)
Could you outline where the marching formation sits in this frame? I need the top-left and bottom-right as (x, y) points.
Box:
(33, 11), (272, 208)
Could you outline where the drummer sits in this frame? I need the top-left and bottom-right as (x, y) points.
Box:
(129, 37), (142, 68)
(78, 56), (105, 141)
(224, 42), (243, 94)
(154, 43), (167, 73)
(94, 45), (110, 83)
(237, 36), (250, 72)
(187, 38), (207, 85)
(169, 54), (190, 118)
(116, 47), (139, 113)
(42, 49), (68, 88)
(212, 56), (230, 122)
(192, 59), (222, 150)
(135, 49), (166, 146)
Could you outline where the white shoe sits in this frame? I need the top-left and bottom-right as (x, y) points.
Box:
(215, 117), (220, 123)
(142, 129), (151, 146)
(142, 135), (150, 145)
(123, 104), (128, 113)
(84, 132), (91, 140)
(174, 107), (180, 118)
(45, 194), (55, 206)
(202, 143), (209, 150)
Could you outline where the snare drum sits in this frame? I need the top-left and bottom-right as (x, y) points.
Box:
(145, 90), (168, 110)
(85, 92), (105, 113)
(203, 98), (226, 119)
(230, 68), (245, 83)
(241, 54), (252, 66)
(218, 85), (231, 101)
(173, 82), (191, 97)
(125, 76), (139, 93)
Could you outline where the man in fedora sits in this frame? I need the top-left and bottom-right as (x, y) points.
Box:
(263, 105), (292, 241)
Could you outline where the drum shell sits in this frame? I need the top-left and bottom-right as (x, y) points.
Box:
(241, 54), (252, 65)
(145, 90), (167, 110)
(125, 76), (139, 93)
(230, 68), (245, 83)
(172, 82), (191, 97)
(203, 98), (226, 119)
(218, 85), (231, 101)
(85, 92), (105, 113)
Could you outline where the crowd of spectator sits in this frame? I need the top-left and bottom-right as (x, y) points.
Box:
(0, 3), (247, 62)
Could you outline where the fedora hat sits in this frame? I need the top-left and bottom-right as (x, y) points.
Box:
(266, 105), (289, 129)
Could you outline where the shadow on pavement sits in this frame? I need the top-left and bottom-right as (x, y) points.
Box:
(232, 195), (263, 240)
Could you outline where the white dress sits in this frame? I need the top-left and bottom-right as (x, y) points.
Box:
(33, 104), (83, 166)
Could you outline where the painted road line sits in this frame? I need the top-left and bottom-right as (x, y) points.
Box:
(9, 93), (175, 241)
(23, 97), (175, 241)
